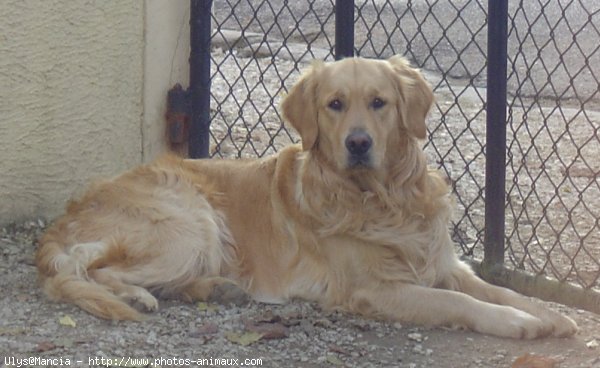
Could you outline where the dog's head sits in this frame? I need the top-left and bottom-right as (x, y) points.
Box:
(282, 56), (433, 174)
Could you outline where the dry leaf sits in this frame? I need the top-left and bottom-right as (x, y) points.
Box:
(225, 331), (263, 346)
(189, 322), (219, 337)
(512, 353), (557, 368)
(0, 327), (27, 336)
(280, 312), (302, 327)
(329, 344), (351, 356)
(36, 341), (56, 352)
(54, 337), (75, 348)
(255, 309), (281, 323)
(326, 355), (344, 366)
(197, 302), (219, 313)
(244, 321), (288, 340)
(58, 315), (76, 327)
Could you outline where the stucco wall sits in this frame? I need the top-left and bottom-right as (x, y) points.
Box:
(0, 1), (145, 224)
(143, 0), (190, 162)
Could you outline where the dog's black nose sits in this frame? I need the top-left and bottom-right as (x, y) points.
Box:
(345, 131), (372, 156)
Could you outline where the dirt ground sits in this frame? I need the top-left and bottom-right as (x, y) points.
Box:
(2, 3), (599, 365)
(1, 221), (599, 368)
(2, 0), (598, 366)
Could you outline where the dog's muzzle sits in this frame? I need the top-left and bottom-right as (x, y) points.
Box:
(345, 130), (373, 167)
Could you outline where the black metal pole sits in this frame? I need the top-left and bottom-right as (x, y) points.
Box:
(335, 0), (355, 60)
(189, 0), (212, 158)
(484, 0), (509, 267)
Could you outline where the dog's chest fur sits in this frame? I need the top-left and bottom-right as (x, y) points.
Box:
(280, 165), (457, 301)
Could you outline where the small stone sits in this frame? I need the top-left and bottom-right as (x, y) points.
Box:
(407, 332), (423, 342)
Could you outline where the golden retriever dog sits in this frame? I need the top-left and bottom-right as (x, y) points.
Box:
(36, 56), (578, 339)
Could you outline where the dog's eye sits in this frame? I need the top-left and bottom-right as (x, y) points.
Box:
(328, 99), (343, 111)
(371, 97), (386, 109)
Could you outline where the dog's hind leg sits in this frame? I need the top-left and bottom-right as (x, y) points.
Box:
(88, 268), (158, 312)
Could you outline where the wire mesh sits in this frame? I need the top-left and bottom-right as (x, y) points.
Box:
(505, 0), (600, 289)
(206, 0), (599, 292)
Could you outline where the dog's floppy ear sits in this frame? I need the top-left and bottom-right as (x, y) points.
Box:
(387, 55), (434, 140)
(281, 61), (323, 150)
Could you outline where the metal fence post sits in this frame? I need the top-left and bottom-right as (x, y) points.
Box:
(484, 0), (509, 268)
(335, 0), (355, 59)
(189, 0), (212, 158)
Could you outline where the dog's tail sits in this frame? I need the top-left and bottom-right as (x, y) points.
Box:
(36, 236), (144, 321)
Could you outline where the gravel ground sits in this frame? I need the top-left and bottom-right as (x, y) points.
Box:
(2, 72), (598, 366)
(2, 3), (598, 365)
(1, 221), (600, 368)
(2, 46), (598, 368)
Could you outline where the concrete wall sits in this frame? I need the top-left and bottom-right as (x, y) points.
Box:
(143, 0), (190, 161)
(0, 1), (190, 225)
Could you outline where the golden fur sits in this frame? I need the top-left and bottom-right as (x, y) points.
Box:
(36, 56), (577, 339)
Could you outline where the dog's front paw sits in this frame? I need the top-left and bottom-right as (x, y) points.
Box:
(527, 305), (579, 338)
(475, 306), (552, 339)
(549, 313), (578, 337)
(508, 308), (553, 339)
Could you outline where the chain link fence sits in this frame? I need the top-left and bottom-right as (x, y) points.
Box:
(196, 0), (599, 308)
(505, 0), (599, 291)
